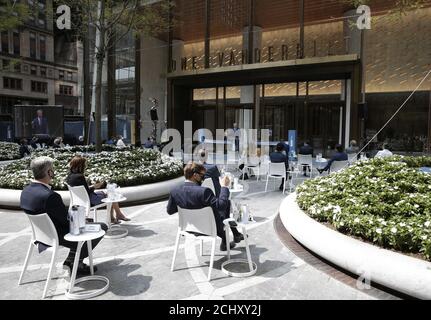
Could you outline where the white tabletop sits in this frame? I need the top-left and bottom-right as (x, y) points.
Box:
(229, 185), (244, 193)
(101, 196), (127, 204)
(64, 230), (105, 242)
(315, 158), (327, 163)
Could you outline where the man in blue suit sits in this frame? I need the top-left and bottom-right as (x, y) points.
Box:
(20, 156), (107, 275)
(317, 144), (348, 174)
(198, 149), (222, 197)
(167, 162), (242, 251)
(270, 142), (289, 191)
(31, 109), (49, 135)
(298, 141), (313, 176)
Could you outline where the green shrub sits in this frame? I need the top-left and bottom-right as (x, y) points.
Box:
(296, 156), (431, 260)
(0, 148), (183, 190)
(0, 142), (21, 161)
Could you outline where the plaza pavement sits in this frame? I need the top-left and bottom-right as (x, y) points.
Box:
(0, 173), (400, 300)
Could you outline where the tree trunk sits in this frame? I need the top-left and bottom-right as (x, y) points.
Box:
(134, 35), (141, 147)
(83, 35), (91, 144)
(94, 1), (106, 153)
(95, 51), (104, 152)
(107, 28), (116, 140)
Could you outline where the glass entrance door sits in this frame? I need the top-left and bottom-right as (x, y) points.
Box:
(307, 103), (344, 156)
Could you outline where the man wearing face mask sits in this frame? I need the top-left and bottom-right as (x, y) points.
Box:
(167, 162), (243, 251)
(20, 157), (108, 276)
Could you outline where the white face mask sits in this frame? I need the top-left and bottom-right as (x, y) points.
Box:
(48, 169), (55, 180)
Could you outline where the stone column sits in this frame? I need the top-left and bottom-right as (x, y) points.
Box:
(140, 36), (168, 142)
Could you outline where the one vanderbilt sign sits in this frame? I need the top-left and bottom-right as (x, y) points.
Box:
(171, 39), (345, 72)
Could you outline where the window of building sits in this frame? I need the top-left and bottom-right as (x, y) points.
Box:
(38, 0), (46, 9)
(60, 85), (73, 96)
(31, 81), (47, 93)
(38, 18), (46, 28)
(30, 65), (37, 75)
(2, 59), (10, 70)
(59, 70), (65, 80)
(40, 67), (46, 77)
(3, 77), (23, 90)
(1, 31), (9, 53)
(39, 35), (46, 61)
(67, 71), (73, 81)
(29, 33), (36, 58)
(14, 62), (21, 72)
(13, 32), (20, 55)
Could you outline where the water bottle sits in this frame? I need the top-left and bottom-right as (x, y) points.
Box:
(241, 204), (249, 224)
(68, 206), (80, 235)
(76, 205), (86, 232)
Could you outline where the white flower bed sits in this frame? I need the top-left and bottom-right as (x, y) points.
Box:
(0, 142), (21, 161)
(296, 156), (431, 261)
(0, 148), (183, 191)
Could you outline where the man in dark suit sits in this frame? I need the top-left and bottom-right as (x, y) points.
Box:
(31, 109), (49, 135)
(317, 144), (348, 174)
(270, 142), (289, 191)
(299, 141), (313, 156)
(20, 156), (107, 275)
(167, 162), (242, 251)
(298, 141), (313, 176)
(198, 149), (221, 197)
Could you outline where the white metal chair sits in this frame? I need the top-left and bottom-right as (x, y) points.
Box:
(242, 156), (261, 181)
(67, 185), (106, 222)
(18, 213), (61, 299)
(265, 162), (288, 194)
(171, 207), (218, 281)
(348, 154), (358, 165)
(297, 154), (313, 177)
(329, 160), (349, 173)
(202, 178), (216, 195)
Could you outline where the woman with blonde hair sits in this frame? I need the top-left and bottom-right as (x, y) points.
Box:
(66, 155), (130, 223)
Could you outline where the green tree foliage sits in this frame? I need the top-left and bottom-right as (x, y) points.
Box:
(0, 0), (29, 32)
(59, 0), (173, 152)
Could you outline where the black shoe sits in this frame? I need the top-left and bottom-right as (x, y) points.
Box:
(63, 261), (97, 276)
(233, 233), (246, 243)
(220, 241), (236, 251)
(317, 169), (324, 174)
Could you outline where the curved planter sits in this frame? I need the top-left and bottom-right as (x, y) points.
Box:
(279, 193), (431, 300)
(0, 176), (185, 209)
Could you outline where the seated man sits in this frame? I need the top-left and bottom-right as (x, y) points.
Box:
(298, 141), (313, 176)
(317, 144), (348, 174)
(144, 136), (155, 149)
(20, 156), (108, 275)
(270, 142), (289, 191)
(167, 162), (243, 251)
(346, 140), (359, 154)
(375, 143), (393, 158)
(19, 139), (31, 158)
(198, 149), (221, 197)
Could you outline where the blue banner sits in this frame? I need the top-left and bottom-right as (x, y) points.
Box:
(288, 130), (297, 159)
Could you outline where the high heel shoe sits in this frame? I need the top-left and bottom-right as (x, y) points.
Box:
(111, 218), (121, 224)
(117, 214), (131, 222)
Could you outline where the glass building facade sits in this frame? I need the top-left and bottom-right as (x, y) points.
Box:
(154, 0), (431, 155)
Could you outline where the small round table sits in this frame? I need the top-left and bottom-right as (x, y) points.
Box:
(315, 158), (328, 170)
(221, 219), (257, 278)
(64, 230), (109, 300)
(228, 184), (244, 200)
(101, 197), (128, 239)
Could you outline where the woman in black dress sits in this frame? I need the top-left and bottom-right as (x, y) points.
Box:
(66, 155), (130, 223)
